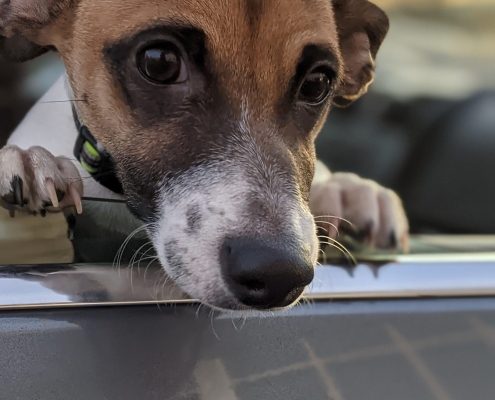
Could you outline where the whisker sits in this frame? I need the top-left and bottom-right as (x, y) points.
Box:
(153, 270), (169, 301)
(318, 234), (337, 241)
(136, 255), (159, 265)
(240, 316), (247, 330)
(319, 238), (357, 266)
(314, 215), (355, 228)
(130, 242), (153, 269)
(300, 297), (315, 308)
(318, 247), (328, 264)
(136, 244), (156, 269)
(195, 303), (204, 318)
(136, 251), (157, 272)
(315, 220), (340, 235)
(158, 271), (174, 300)
(143, 256), (159, 282)
(128, 241), (154, 289)
(209, 309), (220, 341)
(320, 241), (350, 263)
(113, 224), (150, 272)
(231, 318), (242, 332)
(150, 269), (169, 310)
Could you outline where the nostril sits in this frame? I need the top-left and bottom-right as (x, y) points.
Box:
(239, 278), (266, 292)
(226, 245), (233, 256)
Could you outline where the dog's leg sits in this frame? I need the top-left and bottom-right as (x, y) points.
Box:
(310, 161), (409, 251)
(0, 145), (83, 215)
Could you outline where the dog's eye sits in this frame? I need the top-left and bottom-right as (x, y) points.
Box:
(137, 42), (186, 84)
(298, 67), (335, 106)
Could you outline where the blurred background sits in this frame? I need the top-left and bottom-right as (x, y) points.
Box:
(0, 0), (494, 235)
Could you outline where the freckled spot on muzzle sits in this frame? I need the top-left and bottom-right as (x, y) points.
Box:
(186, 203), (202, 234)
(164, 240), (187, 274)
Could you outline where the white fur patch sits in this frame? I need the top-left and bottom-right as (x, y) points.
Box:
(150, 117), (319, 309)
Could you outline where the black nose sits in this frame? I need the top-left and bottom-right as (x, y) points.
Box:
(221, 238), (314, 309)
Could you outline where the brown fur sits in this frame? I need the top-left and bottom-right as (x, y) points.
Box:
(1, 0), (388, 215)
(63, 0), (338, 139)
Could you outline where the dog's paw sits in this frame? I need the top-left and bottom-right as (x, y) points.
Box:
(0, 145), (83, 216)
(310, 172), (409, 251)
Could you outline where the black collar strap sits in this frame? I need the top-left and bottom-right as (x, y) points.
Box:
(72, 107), (124, 194)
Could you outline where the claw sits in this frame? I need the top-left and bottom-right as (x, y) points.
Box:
(45, 178), (59, 208)
(69, 184), (83, 214)
(354, 220), (374, 243)
(389, 231), (398, 249)
(11, 176), (24, 206)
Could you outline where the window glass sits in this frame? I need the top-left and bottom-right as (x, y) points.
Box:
(0, 0), (493, 268)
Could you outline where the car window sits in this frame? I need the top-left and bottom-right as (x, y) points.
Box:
(0, 0), (494, 303)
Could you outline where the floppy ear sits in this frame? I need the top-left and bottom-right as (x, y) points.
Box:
(332, 0), (389, 107)
(0, 0), (74, 62)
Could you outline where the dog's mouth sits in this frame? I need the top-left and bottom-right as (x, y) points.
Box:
(202, 285), (308, 312)
(231, 285), (308, 311)
(191, 282), (310, 312)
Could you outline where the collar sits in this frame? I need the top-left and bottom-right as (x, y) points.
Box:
(72, 107), (124, 194)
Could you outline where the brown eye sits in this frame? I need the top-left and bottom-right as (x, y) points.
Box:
(299, 67), (334, 105)
(137, 43), (183, 84)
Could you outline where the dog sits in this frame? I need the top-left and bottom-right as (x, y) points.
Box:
(0, 0), (409, 311)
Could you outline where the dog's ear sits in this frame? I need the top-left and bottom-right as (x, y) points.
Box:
(0, 0), (74, 62)
(332, 0), (389, 107)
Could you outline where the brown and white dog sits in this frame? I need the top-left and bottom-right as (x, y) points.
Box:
(0, 0), (408, 310)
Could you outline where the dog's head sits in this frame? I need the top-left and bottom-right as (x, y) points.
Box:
(1, 0), (388, 310)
